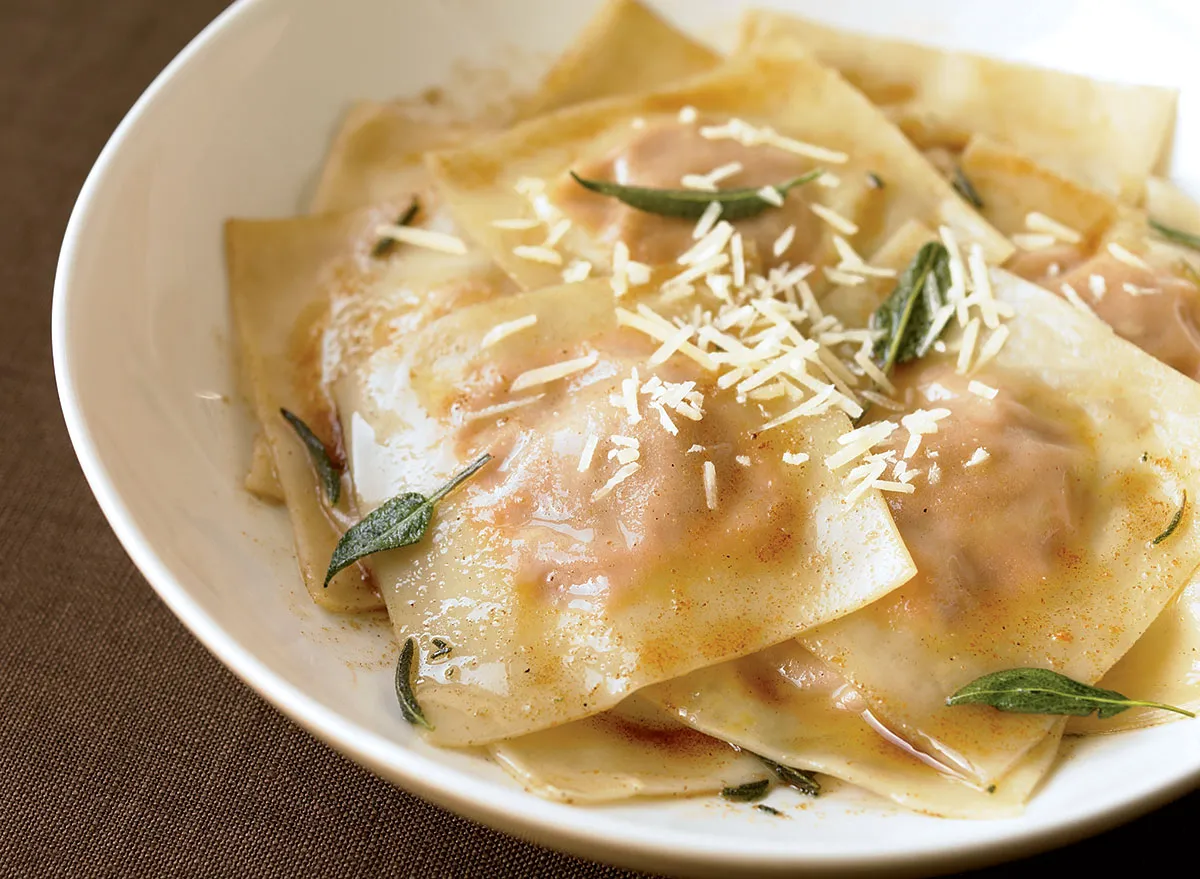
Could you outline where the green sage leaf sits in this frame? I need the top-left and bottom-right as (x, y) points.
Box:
(720, 779), (771, 802)
(280, 408), (341, 505)
(1153, 490), (1187, 545)
(569, 169), (823, 221)
(1150, 219), (1200, 252)
(870, 241), (951, 375)
(395, 636), (432, 729)
(372, 198), (420, 258)
(946, 667), (1195, 719)
(758, 756), (820, 796)
(866, 172), (885, 190)
(952, 167), (983, 208)
(324, 453), (492, 585)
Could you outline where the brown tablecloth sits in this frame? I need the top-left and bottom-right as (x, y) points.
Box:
(2, 0), (1195, 875)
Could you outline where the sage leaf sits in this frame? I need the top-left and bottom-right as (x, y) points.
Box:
(720, 779), (771, 802)
(866, 171), (885, 190)
(1150, 219), (1200, 252)
(946, 667), (1196, 719)
(372, 198), (420, 258)
(758, 756), (820, 796)
(569, 169), (823, 221)
(323, 453), (492, 585)
(280, 408), (341, 505)
(952, 167), (983, 208)
(395, 636), (432, 729)
(870, 242), (951, 375)
(1153, 490), (1187, 545)
(430, 637), (453, 660)
(754, 805), (787, 817)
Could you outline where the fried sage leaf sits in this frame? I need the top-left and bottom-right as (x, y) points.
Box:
(372, 198), (421, 258)
(720, 779), (771, 802)
(1150, 218), (1200, 252)
(324, 453), (492, 585)
(952, 167), (983, 208)
(280, 408), (341, 505)
(759, 756), (820, 796)
(569, 169), (823, 220)
(870, 241), (951, 375)
(395, 636), (432, 729)
(1153, 490), (1187, 545)
(946, 667), (1195, 719)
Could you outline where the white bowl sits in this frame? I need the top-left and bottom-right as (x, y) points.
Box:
(52, 0), (1200, 874)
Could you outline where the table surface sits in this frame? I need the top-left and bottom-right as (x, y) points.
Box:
(4, 0), (1195, 875)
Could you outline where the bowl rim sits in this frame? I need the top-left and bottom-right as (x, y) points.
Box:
(50, 0), (1200, 874)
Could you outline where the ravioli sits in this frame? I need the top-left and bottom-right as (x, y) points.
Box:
(515, 0), (719, 120)
(738, 10), (1178, 202)
(427, 50), (1010, 293)
(801, 260), (1200, 785)
(489, 695), (765, 802)
(646, 642), (1062, 817)
(228, 5), (1200, 812)
(336, 279), (914, 745)
(956, 136), (1200, 385)
(308, 0), (717, 215)
(227, 197), (516, 611)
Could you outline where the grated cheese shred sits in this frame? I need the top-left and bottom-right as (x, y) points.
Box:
(510, 351), (598, 392)
(480, 314), (537, 349)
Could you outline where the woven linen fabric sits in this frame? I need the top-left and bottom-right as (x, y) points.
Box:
(0, 0), (1195, 876)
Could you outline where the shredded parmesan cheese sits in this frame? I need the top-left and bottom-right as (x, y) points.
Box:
(611, 241), (632, 297)
(616, 307), (718, 370)
(480, 314), (537, 349)
(731, 233), (746, 287)
(693, 201), (723, 240)
(1088, 274), (1108, 299)
(810, 203), (859, 235)
(678, 105), (698, 124)
(900, 408), (950, 459)
(702, 460), (718, 509)
(968, 380), (998, 400)
(678, 221), (733, 266)
(782, 451), (809, 465)
(492, 218), (541, 230)
(698, 118), (849, 164)
(462, 395), (543, 423)
(872, 480), (916, 494)
(513, 245), (563, 266)
(956, 317), (981, 374)
(1060, 282), (1097, 315)
(1107, 242), (1150, 270)
(773, 225), (797, 258)
(1011, 233), (1057, 251)
(965, 447), (991, 467)
(510, 351), (598, 392)
(592, 462), (640, 501)
(966, 245), (999, 329)
(577, 435), (599, 472)
(973, 325), (1010, 370)
(543, 218), (572, 248)
(756, 185), (784, 207)
(373, 224), (468, 255)
(562, 259), (592, 283)
(824, 267), (868, 286)
(1025, 211), (1082, 244)
(854, 349), (895, 394)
